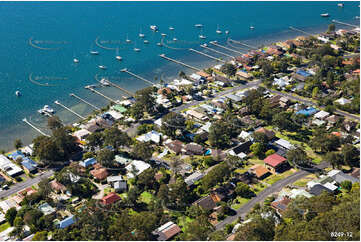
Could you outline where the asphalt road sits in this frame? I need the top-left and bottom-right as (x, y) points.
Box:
(0, 170), (54, 199)
(268, 89), (360, 121)
(215, 162), (329, 230)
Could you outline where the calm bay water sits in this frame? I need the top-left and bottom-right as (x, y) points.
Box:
(0, 1), (359, 151)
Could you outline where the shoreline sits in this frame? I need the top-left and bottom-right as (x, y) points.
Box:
(0, 23), (358, 152)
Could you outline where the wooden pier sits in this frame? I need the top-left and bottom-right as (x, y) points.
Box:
(209, 41), (244, 55)
(85, 86), (117, 103)
(227, 39), (258, 50)
(120, 68), (155, 86)
(200, 44), (235, 59)
(22, 118), (50, 137)
(54, 100), (86, 120)
(332, 19), (359, 28)
(70, 93), (101, 111)
(159, 54), (201, 71)
(289, 26), (313, 36)
(94, 74), (134, 97)
(189, 48), (226, 63)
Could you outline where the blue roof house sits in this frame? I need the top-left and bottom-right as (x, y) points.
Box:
(21, 158), (38, 173)
(8, 150), (25, 161)
(58, 215), (75, 229)
(79, 158), (97, 168)
(296, 69), (312, 78)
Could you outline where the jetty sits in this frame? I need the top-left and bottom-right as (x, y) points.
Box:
(120, 68), (155, 86)
(159, 54), (201, 71)
(227, 38), (258, 50)
(200, 44), (235, 59)
(332, 19), (359, 28)
(94, 74), (134, 97)
(85, 85), (117, 103)
(189, 48), (226, 63)
(209, 41), (244, 55)
(54, 100), (86, 120)
(70, 93), (101, 111)
(22, 118), (50, 137)
(289, 26), (313, 36)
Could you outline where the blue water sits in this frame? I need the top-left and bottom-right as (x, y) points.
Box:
(0, 1), (359, 150)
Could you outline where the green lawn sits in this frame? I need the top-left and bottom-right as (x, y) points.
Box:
(292, 174), (317, 187)
(139, 191), (154, 204)
(264, 169), (295, 185)
(177, 216), (194, 231)
(252, 182), (267, 194)
(231, 197), (250, 210)
(0, 222), (10, 232)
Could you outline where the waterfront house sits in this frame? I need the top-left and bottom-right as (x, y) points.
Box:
(152, 221), (182, 241)
(101, 192), (121, 205)
(21, 158), (38, 173)
(8, 150), (25, 161)
(264, 153), (288, 173)
(0, 155), (23, 177)
(196, 71), (212, 81)
(73, 129), (91, 142)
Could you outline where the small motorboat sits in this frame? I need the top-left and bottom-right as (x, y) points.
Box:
(150, 25), (158, 31)
(144, 40), (149, 44)
(194, 24), (203, 28)
(225, 30), (230, 35)
(250, 26), (255, 30)
(41, 105), (55, 114)
(216, 24), (222, 34)
(337, 3), (344, 7)
(90, 51), (99, 55)
(161, 33), (167, 37)
(116, 56), (122, 61)
(321, 13), (330, 17)
(173, 38), (178, 41)
(15, 90), (21, 97)
(98, 65), (107, 70)
(355, 16), (360, 19)
(100, 78), (110, 86)
(169, 26), (174, 30)
(73, 58), (79, 63)
(199, 35), (206, 39)
(125, 34), (131, 43)
(134, 48), (141, 52)
(157, 42), (162, 46)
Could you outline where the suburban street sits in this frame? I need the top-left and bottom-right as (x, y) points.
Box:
(0, 170), (54, 199)
(215, 162), (329, 230)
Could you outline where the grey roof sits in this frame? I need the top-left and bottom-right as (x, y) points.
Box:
(331, 173), (359, 184)
(184, 171), (204, 186)
(114, 181), (127, 190)
(225, 94), (242, 102)
(309, 184), (333, 196)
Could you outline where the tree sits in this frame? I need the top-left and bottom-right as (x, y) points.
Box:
(272, 112), (297, 132)
(161, 112), (185, 138)
(96, 149), (115, 167)
(235, 182), (254, 198)
(47, 116), (63, 130)
(341, 144), (359, 167)
(327, 23), (335, 33)
(137, 168), (156, 190)
(209, 120), (230, 148)
(235, 216), (275, 241)
(32, 231), (48, 241)
(220, 63), (237, 77)
(157, 184), (169, 206)
(265, 149), (275, 156)
(325, 151), (343, 169)
(5, 207), (17, 226)
(202, 163), (231, 191)
(103, 127), (131, 149)
(181, 215), (214, 240)
(340, 180), (352, 192)
(86, 132), (103, 149)
(130, 101), (144, 120)
(131, 142), (154, 161)
(135, 87), (156, 115)
(14, 139), (23, 150)
(312, 86), (319, 98)
(287, 147), (311, 168)
(250, 142), (265, 158)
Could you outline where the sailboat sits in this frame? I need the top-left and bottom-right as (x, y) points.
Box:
(216, 24), (222, 34)
(139, 28), (145, 38)
(199, 29), (206, 39)
(73, 58), (79, 63)
(169, 26), (175, 30)
(125, 34), (131, 43)
(134, 41), (141, 52)
(250, 25), (255, 30)
(115, 48), (122, 61)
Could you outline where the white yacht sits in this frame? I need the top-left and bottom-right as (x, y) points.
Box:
(225, 30), (230, 35)
(199, 35), (206, 39)
(337, 3), (344, 7)
(169, 26), (175, 30)
(134, 48), (141, 52)
(157, 42), (162, 46)
(100, 78), (110, 86)
(98, 65), (107, 70)
(125, 34), (131, 43)
(216, 24), (222, 34)
(173, 37), (178, 41)
(90, 51), (99, 55)
(15, 90), (21, 97)
(161, 33), (167, 37)
(150, 25), (158, 31)
(39, 105), (55, 114)
(250, 25), (255, 30)
(321, 13), (330, 17)
(194, 24), (203, 28)
(144, 40), (149, 44)
(116, 56), (122, 61)
(73, 58), (79, 63)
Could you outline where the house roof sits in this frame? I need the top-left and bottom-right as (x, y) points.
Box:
(184, 143), (204, 155)
(275, 139), (294, 150)
(153, 222), (181, 241)
(49, 180), (66, 192)
(309, 184), (333, 196)
(114, 181), (127, 190)
(90, 168), (108, 180)
(101, 192), (121, 205)
(255, 127), (275, 140)
(184, 171), (204, 186)
(271, 196), (291, 212)
(136, 130), (162, 143)
(165, 140), (184, 154)
(112, 104), (127, 113)
(125, 160), (151, 178)
(58, 215), (75, 229)
(254, 165), (271, 178)
(79, 157), (97, 167)
(351, 168), (360, 179)
(232, 141), (252, 154)
(314, 110), (330, 119)
(193, 195), (217, 210)
(264, 153), (287, 168)
(21, 158), (37, 171)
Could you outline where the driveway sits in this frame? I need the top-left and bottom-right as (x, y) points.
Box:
(215, 162), (329, 230)
(0, 170), (54, 199)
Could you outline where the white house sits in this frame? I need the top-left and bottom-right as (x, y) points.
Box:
(275, 139), (294, 150)
(136, 130), (162, 144)
(335, 97), (351, 105)
(126, 160), (151, 178)
(0, 155), (23, 177)
(314, 110), (330, 120)
(73, 129), (91, 141)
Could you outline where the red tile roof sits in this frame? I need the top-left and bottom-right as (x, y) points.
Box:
(101, 192), (121, 205)
(90, 168), (108, 180)
(264, 153), (287, 168)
